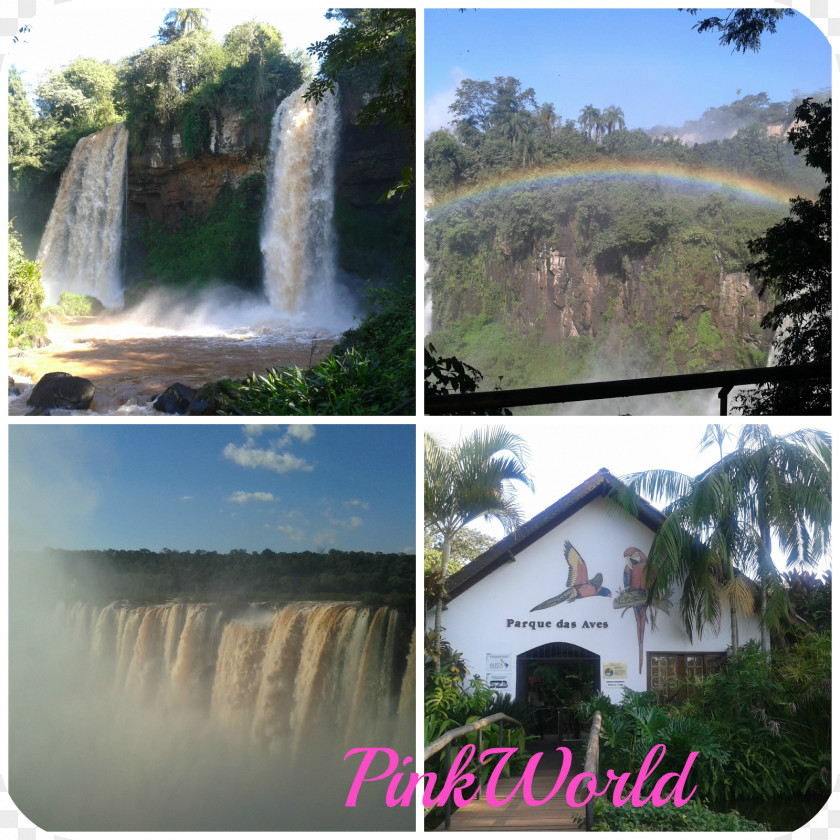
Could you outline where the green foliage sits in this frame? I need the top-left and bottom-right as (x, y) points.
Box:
(424, 76), (820, 398)
(37, 546), (413, 611)
(683, 8), (796, 53)
(589, 797), (767, 831)
(307, 9), (415, 130)
(332, 280), (415, 409)
(580, 631), (831, 811)
(424, 669), (533, 828)
(56, 292), (105, 316)
(35, 57), (120, 128)
(194, 280), (413, 416)
(8, 221), (45, 345)
(738, 98), (831, 414)
(135, 174), (266, 290)
(157, 8), (208, 44)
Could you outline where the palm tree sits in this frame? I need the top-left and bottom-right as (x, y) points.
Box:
(158, 8), (208, 43)
(425, 427), (534, 671)
(578, 104), (601, 142)
(602, 105), (626, 135)
(537, 102), (557, 140)
(615, 425), (830, 649)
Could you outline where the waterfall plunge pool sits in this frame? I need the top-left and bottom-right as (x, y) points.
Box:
(8, 305), (344, 415)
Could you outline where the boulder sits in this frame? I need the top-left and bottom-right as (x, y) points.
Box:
(27, 371), (96, 410)
(153, 382), (197, 415)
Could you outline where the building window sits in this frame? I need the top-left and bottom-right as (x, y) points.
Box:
(647, 652), (725, 702)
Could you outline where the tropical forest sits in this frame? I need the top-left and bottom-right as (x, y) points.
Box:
(423, 424), (831, 831)
(8, 8), (415, 415)
(424, 10), (830, 415)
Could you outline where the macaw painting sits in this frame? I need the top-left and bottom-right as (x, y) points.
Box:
(530, 540), (612, 612)
(613, 546), (673, 673)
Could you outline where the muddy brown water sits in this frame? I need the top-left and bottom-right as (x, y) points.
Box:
(9, 317), (338, 415)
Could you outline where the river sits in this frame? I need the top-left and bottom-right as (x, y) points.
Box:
(9, 312), (339, 415)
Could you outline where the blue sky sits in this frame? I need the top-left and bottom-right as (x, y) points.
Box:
(8, 423), (416, 554)
(425, 7), (831, 136)
(7, 1), (340, 85)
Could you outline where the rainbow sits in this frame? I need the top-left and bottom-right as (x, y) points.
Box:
(426, 159), (800, 216)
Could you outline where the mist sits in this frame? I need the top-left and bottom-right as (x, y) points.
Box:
(8, 551), (414, 831)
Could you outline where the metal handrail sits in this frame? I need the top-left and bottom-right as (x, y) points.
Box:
(584, 711), (602, 831)
(425, 712), (523, 830)
(425, 362), (830, 415)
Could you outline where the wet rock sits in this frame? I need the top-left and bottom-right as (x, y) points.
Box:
(153, 382), (197, 415)
(26, 334), (52, 348)
(27, 371), (96, 411)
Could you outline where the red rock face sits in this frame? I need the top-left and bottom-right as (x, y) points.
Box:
(124, 74), (413, 285)
(126, 98), (276, 228)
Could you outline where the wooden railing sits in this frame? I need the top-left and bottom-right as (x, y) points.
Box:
(425, 712), (524, 831)
(583, 711), (602, 831)
(425, 362), (830, 415)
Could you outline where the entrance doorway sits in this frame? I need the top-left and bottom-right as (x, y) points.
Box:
(517, 642), (600, 741)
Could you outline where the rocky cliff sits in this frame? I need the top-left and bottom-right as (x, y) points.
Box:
(428, 221), (775, 384)
(124, 73), (413, 287)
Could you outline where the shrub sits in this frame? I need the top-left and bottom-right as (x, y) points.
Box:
(588, 797), (768, 831)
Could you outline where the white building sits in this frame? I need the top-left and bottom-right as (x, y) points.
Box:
(433, 469), (761, 705)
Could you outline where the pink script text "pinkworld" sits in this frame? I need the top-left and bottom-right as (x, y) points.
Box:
(344, 744), (698, 809)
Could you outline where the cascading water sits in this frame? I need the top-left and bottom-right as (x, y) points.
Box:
(36, 122), (128, 308)
(261, 83), (350, 324)
(80, 600), (413, 750)
(11, 598), (414, 830)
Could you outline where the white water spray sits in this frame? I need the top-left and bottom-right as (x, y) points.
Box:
(261, 83), (352, 326)
(36, 123), (128, 308)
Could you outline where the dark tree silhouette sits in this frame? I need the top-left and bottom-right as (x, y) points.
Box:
(680, 8), (796, 52)
(739, 98), (831, 414)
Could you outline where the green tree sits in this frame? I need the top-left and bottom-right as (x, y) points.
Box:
(35, 57), (119, 128)
(602, 104), (626, 135)
(616, 425), (831, 647)
(306, 9), (415, 130)
(424, 427), (533, 671)
(158, 8), (209, 44)
(8, 221), (45, 344)
(680, 8), (796, 53)
(578, 104), (602, 142)
(8, 67), (39, 189)
(739, 98), (831, 414)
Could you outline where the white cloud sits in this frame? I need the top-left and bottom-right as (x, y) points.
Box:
(223, 442), (313, 474)
(276, 524), (306, 542)
(343, 499), (370, 510)
(228, 491), (278, 504)
(313, 529), (337, 551)
(328, 515), (364, 530)
(181, 496), (193, 502)
(285, 425), (316, 444)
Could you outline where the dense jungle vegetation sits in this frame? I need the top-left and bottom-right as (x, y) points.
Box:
(8, 9), (415, 414)
(9, 13), (308, 254)
(425, 77), (828, 404)
(425, 570), (830, 831)
(26, 547), (414, 614)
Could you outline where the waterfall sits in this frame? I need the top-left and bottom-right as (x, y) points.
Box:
(66, 600), (413, 752)
(36, 122), (128, 308)
(260, 83), (343, 319)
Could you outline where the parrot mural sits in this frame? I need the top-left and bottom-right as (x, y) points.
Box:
(613, 546), (673, 673)
(530, 541), (612, 612)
